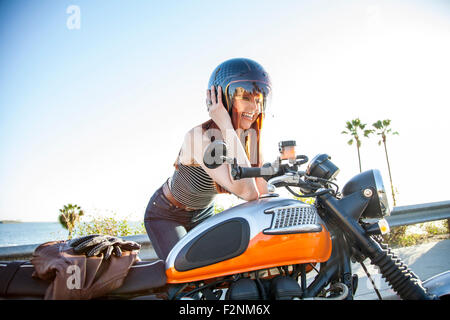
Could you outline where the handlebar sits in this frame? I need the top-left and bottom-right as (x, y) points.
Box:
(203, 140), (338, 197)
(230, 158), (336, 197)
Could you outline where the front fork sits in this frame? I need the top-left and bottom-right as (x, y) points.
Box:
(317, 192), (434, 300)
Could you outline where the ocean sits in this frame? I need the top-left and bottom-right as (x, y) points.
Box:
(0, 221), (144, 247)
(0, 222), (69, 247)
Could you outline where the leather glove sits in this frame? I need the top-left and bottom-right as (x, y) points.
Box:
(68, 235), (141, 260)
(85, 237), (141, 259)
(68, 234), (104, 251)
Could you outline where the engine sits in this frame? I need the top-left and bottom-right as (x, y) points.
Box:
(226, 276), (302, 300)
(225, 267), (303, 300)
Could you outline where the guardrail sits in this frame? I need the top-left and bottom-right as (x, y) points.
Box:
(386, 200), (450, 228)
(1, 200), (449, 262)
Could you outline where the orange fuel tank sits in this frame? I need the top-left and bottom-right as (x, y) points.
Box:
(165, 197), (332, 283)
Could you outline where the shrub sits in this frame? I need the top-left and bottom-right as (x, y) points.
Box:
(384, 225), (408, 247)
(214, 203), (225, 214)
(73, 213), (145, 238)
(383, 220), (449, 248)
(294, 196), (316, 205)
(423, 220), (448, 235)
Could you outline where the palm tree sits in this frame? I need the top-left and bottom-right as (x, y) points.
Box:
(341, 118), (373, 173)
(372, 119), (399, 206)
(58, 203), (84, 238)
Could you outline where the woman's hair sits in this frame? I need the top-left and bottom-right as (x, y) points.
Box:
(202, 117), (263, 163)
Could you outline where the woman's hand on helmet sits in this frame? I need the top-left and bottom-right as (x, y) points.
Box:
(207, 85), (233, 131)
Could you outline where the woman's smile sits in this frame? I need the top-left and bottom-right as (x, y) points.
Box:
(242, 111), (256, 120)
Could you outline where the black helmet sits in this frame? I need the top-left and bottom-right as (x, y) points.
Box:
(207, 58), (272, 116)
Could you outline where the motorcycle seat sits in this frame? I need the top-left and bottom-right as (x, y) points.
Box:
(0, 259), (167, 299)
(110, 259), (167, 295)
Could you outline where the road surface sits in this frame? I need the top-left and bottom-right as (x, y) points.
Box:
(349, 239), (450, 299)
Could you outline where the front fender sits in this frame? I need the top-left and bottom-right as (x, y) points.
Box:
(422, 270), (450, 299)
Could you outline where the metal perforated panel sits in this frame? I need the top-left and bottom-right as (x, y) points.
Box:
(265, 204), (322, 234)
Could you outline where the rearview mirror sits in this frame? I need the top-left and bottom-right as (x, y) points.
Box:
(203, 140), (228, 169)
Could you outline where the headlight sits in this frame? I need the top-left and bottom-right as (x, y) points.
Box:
(342, 169), (391, 219)
(373, 169), (391, 217)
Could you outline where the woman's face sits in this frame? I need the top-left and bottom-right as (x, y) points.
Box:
(231, 91), (263, 130)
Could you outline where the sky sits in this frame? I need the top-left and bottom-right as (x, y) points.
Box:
(1, 0), (449, 222)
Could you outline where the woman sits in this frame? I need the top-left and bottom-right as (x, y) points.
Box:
(144, 58), (272, 260)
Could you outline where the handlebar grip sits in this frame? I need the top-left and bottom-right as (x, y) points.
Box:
(232, 166), (262, 180)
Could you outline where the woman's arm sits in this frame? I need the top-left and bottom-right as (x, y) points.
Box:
(255, 177), (268, 195)
(182, 125), (260, 201)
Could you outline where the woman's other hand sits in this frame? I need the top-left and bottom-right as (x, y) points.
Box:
(206, 86), (233, 131)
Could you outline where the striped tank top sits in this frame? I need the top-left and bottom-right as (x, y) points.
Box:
(169, 164), (218, 210)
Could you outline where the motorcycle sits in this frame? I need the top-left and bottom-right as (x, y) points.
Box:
(1, 140), (449, 300)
